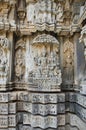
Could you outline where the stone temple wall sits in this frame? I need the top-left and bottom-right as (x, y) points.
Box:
(0, 0), (86, 130)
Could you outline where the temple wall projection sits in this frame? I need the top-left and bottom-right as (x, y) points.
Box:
(0, 0), (86, 130)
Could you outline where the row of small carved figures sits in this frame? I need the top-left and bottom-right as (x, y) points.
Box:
(34, 54), (59, 67)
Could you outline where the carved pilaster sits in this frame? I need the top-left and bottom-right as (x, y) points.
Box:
(79, 25), (86, 95)
(62, 39), (74, 90)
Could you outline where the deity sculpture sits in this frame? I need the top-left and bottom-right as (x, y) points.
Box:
(15, 48), (25, 81)
(0, 37), (9, 84)
(40, 48), (47, 67)
(63, 40), (74, 85)
(56, 3), (63, 24)
(34, 54), (42, 78)
(28, 34), (62, 91)
(0, 53), (8, 77)
(15, 39), (25, 82)
(27, 0), (58, 31)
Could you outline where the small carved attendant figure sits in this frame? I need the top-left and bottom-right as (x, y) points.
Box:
(40, 48), (47, 67)
(56, 3), (63, 24)
(39, 48), (48, 77)
(34, 54), (42, 78)
(48, 52), (54, 68)
(0, 48), (8, 78)
(53, 51), (59, 65)
(34, 54), (39, 66)
(65, 50), (73, 83)
(63, 40), (74, 85)
(15, 48), (25, 81)
(47, 52), (54, 77)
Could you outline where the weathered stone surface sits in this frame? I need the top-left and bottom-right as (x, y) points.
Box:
(23, 126), (65, 130)
(23, 113), (58, 128)
(28, 33), (62, 92)
(18, 91), (29, 101)
(58, 115), (65, 126)
(17, 102), (23, 111)
(0, 0), (86, 130)
(75, 103), (86, 122)
(8, 115), (17, 127)
(0, 104), (8, 114)
(69, 113), (86, 130)
(17, 113), (23, 123)
(9, 92), (17, 101)
(66, 125), (79, 130)
(9, 103), (16, 114)
(0, 129), (7, 130)
(58, 127), (65, 130)
(23, 103), (58, 115)
(9, 128), (18, 130)
(0, 93), (8, 102)
(0, 116), (8, 128)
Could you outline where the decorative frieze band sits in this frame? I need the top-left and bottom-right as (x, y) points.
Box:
(23, 114), (58, 129)
(23, 103), (65, 115)
(18, 92), (65, 103)
(0, 114), (17, 128)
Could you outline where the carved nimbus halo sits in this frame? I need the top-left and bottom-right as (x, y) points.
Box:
(32, 34), (59, 45)
(15, 39), (25, 50)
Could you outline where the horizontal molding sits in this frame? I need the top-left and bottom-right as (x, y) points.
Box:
(23, 114), (65, 128)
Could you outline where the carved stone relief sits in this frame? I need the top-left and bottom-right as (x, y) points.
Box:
(0, 2), (9, 23)
(28, 34), (62, 91)
(27, 0), (64, 31)
(63, 39), (74, 88)
(14, 39), (26, 82)
(0, 36), (10, 84)
(80, 25), (86, 61)
(23, 114), (58, 129)
(0, 0), (86, 130)
(56, 3), (63, 25)
(79, 25), (86, 94)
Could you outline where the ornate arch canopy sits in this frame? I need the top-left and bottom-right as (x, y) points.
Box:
(32, 34), (59, 45)
(28, 33), (62, 92)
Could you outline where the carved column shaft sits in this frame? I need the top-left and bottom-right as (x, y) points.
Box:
(7, 32), (14, 82)
(80, 25), (86, 62)
(79, 25), (86, 95)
